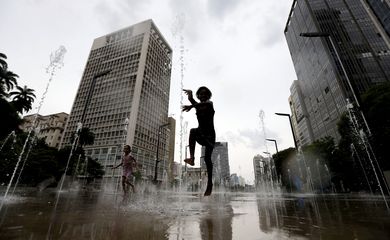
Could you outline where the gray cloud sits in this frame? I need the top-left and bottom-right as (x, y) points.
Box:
(258, 20), (285, 47)
(207, 0), (240, 19)
(168, 0), (204, 44)
(94, 0), (152, 32)
(220, 127), (280, 150)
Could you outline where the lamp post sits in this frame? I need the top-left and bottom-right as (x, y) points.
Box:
(299, 32), (371, 135)
(81, 70), (112, 124)
(153, 123), (170, 183)
(275, 113), (298, 150)
(266, 138), (279, 154)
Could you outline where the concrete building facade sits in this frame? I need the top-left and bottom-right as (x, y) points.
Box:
(60, 20), (172, 182)
(21, 112), (68, 148)
(289, 80), (314, 148)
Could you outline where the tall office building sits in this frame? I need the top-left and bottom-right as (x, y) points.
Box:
(289, 80), (314, 147)
(285, 0), (390, 144)
(60, 19), (172, 181)
(167, 116), (176, 183)
(365, 0), (390, 37)
(201, 142), (230, 185)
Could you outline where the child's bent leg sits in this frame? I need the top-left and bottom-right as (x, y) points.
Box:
(204, 145), (214, 196)
(184, 128), (197, 166)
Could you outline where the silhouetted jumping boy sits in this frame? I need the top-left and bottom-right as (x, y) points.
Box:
(182, 86), (215, 196)
(112, 145), (137, 196)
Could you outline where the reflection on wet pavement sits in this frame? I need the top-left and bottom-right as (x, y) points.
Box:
(0, 188), (389, 239)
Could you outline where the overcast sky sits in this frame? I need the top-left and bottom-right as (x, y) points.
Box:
(0, 0), (298, 183)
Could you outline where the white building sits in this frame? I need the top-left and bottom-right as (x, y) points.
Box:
(60, 20), (172, 182)
(21, 112), (68, 148)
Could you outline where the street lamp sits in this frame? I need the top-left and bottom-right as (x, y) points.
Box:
(81, 69), (112, 124)
(275, 113), (298, 149)
(299, 32), (371, 135)
(266, 138), (279, 153)
(153, 123), (170, 183)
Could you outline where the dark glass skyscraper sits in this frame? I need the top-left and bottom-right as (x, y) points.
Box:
(366, 0), (390, 36)
(285, 0), (390, 145)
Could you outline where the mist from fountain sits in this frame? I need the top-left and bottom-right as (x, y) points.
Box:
(171, 13), (186, 194)
(11, 127), (40, 195)
(346, 99), (389, 210)
(0, 131), (16, 153)
(0, 46), (66, 213)
(258, 110), (281, 228)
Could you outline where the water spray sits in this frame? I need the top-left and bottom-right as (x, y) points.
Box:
(0, 46), (66, 212)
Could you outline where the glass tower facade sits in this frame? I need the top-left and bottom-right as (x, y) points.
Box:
(285, 0), (390, 144)
(60, 20), (172, 181)
(366, 0), (390, 36)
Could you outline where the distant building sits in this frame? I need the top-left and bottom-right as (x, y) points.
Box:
(238, 176), (246, 187)
(253, 154), (267, 186)
(230, 173), (239, 187)
(183, 166), (206, 190)
(21, 112), (68, 148)
(171, 162), (182, 182)
(201, 142), (230, 185)
(60, 20), (172, 182)
(289, 80), (314, 148)
(167, 117), (176, 183)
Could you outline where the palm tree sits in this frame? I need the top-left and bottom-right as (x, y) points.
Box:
(69, 127), (95, 177)
(78, 127), (95, 147)
(0, 53), (19, 97)
(0, 53), (7, 69)
(9, 85), (36, 114)
(70, 127), (95, 148)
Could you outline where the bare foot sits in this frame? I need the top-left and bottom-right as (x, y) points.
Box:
(184, 158), (195, 166)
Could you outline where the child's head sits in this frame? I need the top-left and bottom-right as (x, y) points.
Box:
(196, 86), (212, 102)
(123, 145), (131, 153)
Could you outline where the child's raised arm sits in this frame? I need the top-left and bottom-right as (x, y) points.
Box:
(183, 89), (197, 105)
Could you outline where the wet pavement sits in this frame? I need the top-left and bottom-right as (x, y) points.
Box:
(0, 188), (389, 239)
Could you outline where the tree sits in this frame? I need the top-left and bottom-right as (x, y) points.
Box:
(83, 157), (105, 182)
(361, 83), (390, 170)
(78, 127), (95, 147)
(20, 139), (60, 185)
(336, 114), (377, 192)
(0, 53), (7, 68)
(0, 98), (23, 140)
(302, 137), (356, 192)
(0, 53), (18, 97)
(272, 148), (296, 191)
(70, 127), (95, 148)
(9, 85), (36, 114)
(0, 53), (34, 140)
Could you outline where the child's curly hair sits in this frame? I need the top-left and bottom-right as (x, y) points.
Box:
(196, 86), (212, 99)
(124, 145), (131, 151)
